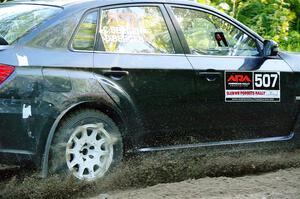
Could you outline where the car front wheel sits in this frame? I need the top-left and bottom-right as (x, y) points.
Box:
(49, 109), (123, 181)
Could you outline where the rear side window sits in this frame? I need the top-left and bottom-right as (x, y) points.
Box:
(0, 4), (61, 44)
(28, 13), (80, 49)
(72, 11), (98, 51)
(99, 6), (175, 54)
(171, 7), (259, 56)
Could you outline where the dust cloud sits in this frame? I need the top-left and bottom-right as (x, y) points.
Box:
(1, 147), (300, 199)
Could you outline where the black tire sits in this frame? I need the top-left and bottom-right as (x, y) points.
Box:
(49, 109), (123, 180)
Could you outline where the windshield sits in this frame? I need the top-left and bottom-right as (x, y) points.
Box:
(0, 4), (62, 44)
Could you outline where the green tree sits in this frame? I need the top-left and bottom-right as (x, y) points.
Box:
(236, 0), (298, 51)
(198, 0), (300, 52)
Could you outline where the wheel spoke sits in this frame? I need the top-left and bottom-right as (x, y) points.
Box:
(66, 148), (76, 154)
(69, 158), (79, 168)
(92, 129), (99, 138)
(73, 136), (80, 143)
(69, 161), (77, 168)
(87, 166), (96, 179)
(89, 130), (99, 145)
(81, 128), (89, 141)
(98, 138), (106, 146)
(100, 149), (109, 156)
(77, 165), (85, 177)
(66, 141), (82, 153)
(94, 146), (109, 156)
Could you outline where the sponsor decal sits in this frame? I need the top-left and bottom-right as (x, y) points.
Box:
(225, 72), (280, 102)
(226, 72), (253, 90)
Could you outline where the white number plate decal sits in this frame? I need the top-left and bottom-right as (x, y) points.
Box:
(225, 72), (280, 102)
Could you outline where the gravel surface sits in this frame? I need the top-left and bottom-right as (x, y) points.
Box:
(1, 148), (300, 199)
(94, 167), (300, 199)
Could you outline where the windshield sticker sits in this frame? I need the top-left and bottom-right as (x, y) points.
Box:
(225, 71), (280, 102)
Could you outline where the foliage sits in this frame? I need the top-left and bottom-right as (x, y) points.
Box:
(198, 0), (300, 52)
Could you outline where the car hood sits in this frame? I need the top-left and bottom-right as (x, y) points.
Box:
(279, 51), (300, 71)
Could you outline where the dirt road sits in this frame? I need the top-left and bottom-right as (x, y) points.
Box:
(95, 167), (300, 199)
(1, 148), (300, 199)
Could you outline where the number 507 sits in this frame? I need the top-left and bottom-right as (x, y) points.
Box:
(255, 73), (278, 88)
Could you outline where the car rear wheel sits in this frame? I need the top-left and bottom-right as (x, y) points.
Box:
(49, 109), (123, 181)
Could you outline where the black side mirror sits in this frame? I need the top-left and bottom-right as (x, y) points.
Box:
(263, 40), (279, 57)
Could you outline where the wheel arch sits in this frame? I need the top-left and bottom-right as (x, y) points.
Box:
(39, 100), (127, 178)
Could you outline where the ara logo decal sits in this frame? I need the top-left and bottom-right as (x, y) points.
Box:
(226, 72), (253, 90)
(227, 74), (251, 83)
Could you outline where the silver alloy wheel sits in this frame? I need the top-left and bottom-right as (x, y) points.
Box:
(66, 123), (114, 181)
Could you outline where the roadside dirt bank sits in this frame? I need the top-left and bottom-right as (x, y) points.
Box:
(0, 148), (300, 199)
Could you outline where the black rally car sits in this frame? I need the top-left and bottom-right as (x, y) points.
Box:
(0, 0), (300, 181)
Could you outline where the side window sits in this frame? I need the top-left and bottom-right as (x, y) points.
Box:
(72, 11), (98, 51)
(29, 14), (80, 49)
(172, 7), (259, 56)
(99, 6), (175, 54)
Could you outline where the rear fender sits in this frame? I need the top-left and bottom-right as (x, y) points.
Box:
(39, 69), (142, 177)
(93, 74), (144, 141)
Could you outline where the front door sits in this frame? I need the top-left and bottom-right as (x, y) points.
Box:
(167, 5), (297, 142)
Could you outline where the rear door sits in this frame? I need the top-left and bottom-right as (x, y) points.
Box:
(93, 4), (197, 148)
(166, 5), (297, 142)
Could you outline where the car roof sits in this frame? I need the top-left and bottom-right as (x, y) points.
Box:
(7, 0), (212, 10)
(8, 0), (86, 7)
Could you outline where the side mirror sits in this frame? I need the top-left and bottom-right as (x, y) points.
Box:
(263, 40), (279, 57)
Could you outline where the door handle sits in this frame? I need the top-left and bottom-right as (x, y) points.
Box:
(103, 69), (129, 79)
(199, 71), (222, 82)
